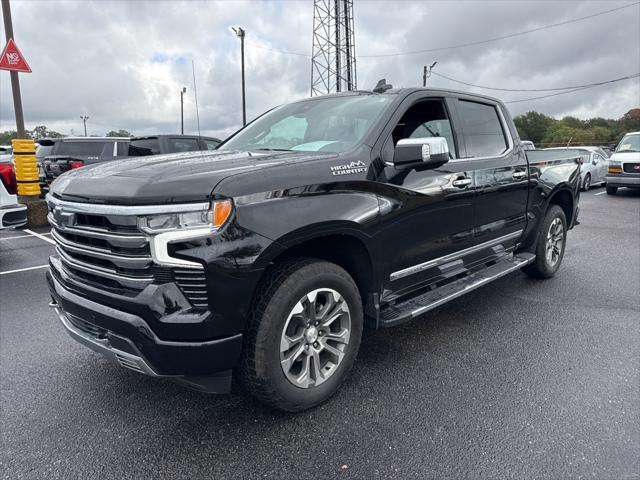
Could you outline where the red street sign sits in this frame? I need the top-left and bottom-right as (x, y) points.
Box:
(0, 38), (32, 73)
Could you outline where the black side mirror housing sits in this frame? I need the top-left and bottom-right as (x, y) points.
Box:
(393, 137), (450, 168)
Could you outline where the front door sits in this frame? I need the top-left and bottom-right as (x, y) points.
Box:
(372, 95), (477, 302)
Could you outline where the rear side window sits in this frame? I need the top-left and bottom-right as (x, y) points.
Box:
(167, 138), (200, 152)
(457, 100), (508, 158)
(128, 138), (160, 156)
(54, 141), (110, 156)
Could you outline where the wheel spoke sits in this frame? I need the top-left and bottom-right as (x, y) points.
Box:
(295, 354), (312, 388)
(310, 350), (323, 384)
(280, 331), (304, 352)
(280, 343), (306, 371)
(321, 340), (344, 360)
(320, 299), (348, 329)
(324, 329), (349, 344)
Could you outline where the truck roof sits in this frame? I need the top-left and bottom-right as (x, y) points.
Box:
(297, 87), (503, 105)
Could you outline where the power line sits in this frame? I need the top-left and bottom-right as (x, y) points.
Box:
(359, 1), (639, 57)
(503, 74), (640, 103)
(245, 1), (638, 58)
(432, 71), (640, 92)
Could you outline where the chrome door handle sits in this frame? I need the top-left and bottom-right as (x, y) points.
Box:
(512, 170), (527, 179)
(452, 177), (472, 188)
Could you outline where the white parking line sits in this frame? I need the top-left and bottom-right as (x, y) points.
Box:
(24, 229), (56, 245)
(594, 191), (606, 196)
(0, 264), (49, 275)
(0, 232), (51, 241)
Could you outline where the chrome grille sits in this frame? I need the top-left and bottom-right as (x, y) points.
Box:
(622, 162), (640, 174)
(48, 201), (208, 307)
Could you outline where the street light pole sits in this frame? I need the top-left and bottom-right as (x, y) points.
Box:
(423, 61), (437, 87)
(80, 115), (89, 136)
(1, 0), (26, 138)
(232, 26), (246, 126)
(180, 87), (186, 134)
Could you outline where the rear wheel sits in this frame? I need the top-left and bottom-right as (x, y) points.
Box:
(606, 186), (618, 195)
(241, 259), (363, 412)
(583, 173), (591, 191)
(522, 205), (567, 279)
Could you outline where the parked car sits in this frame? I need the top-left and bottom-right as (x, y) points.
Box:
(521, 140), (535, 150)
(42, 137), (130, 185)
(606, 131), (640, 195)
(46, 86), (581, 411)
(0, 158), (27, 229)
(546, 146), (608, 190)
(127, 135), (221, 156)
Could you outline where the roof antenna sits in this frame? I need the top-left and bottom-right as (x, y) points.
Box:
(373, 78), (392, 93)
(191, 60), (202, 140)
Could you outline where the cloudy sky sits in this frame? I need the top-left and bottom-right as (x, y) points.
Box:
(1, 0), (639, 139)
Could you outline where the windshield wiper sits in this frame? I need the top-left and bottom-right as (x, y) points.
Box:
(253, 148), (293, 152)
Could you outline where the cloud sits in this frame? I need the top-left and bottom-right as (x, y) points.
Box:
(0, 0), (638, 139)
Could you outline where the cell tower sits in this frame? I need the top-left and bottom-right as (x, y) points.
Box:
(310, 0), (357, 96)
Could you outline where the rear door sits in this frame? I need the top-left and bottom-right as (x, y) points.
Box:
(454, 97), (529, 253)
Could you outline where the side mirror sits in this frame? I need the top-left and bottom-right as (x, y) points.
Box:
(393, 137), (450, 168)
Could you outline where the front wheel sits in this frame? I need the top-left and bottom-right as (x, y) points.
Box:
(241, 259), (363, 412)
(582, 173), (591, 191)
(522, 205), (567, 279)
(606, 186), (618, 195)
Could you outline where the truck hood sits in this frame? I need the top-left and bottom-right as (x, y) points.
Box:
(610, 151), (640, 162)
(49, 150), (333, 205)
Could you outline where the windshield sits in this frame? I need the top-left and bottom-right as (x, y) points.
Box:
(219, 95), (393, 153)
(616, 134), (640, 153)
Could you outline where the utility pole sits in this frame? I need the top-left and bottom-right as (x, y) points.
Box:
(80, 115), (89, 136)
(1, 0), (25, 138)
(180, 87), (186, 134)
(232, 27), (246, 126)
(423, 61), (437, 87)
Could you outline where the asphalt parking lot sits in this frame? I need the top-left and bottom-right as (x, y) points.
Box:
(1, 187), (638, 480)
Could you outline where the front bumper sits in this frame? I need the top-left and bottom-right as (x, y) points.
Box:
(47, 270), (243, 393)
(606, 175), (640, 188)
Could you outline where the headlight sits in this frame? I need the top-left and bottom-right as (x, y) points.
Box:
(138, 199), (233, 233)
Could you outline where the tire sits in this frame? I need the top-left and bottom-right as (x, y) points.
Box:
(582, 173), (591, 191)
(241, 258), (363, 412)
(606, 186), (618, 195)
(522, 205), (567, 279)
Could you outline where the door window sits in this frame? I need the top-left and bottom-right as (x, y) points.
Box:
(204, 139), (220, 150)
(391, 100), (457, 159)
(457, 100), (508, 158)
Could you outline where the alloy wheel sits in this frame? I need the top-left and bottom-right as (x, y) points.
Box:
(545, 217), (564, 267)
(279, 288), (351, 389)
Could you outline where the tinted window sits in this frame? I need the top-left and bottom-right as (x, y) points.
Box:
(205, 139), (220, 150)
(55, 141), (110, 156)
(392, 100), (457, 159)
(128, 138), (160, 156)
(458, 100), (508, 157)
(167, 138), (200, 152)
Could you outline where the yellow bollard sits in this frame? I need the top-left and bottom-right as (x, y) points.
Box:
(12, 138), (41, 196)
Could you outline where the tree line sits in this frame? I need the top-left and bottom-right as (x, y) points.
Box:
(2, 108), (639, 149)
(514, 108), (640, 147)
(0, 127), (132, 144)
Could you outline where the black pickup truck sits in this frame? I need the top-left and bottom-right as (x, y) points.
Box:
(46, 86), (581, 411)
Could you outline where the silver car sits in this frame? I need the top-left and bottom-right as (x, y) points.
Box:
(545, 147), (608, 190)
